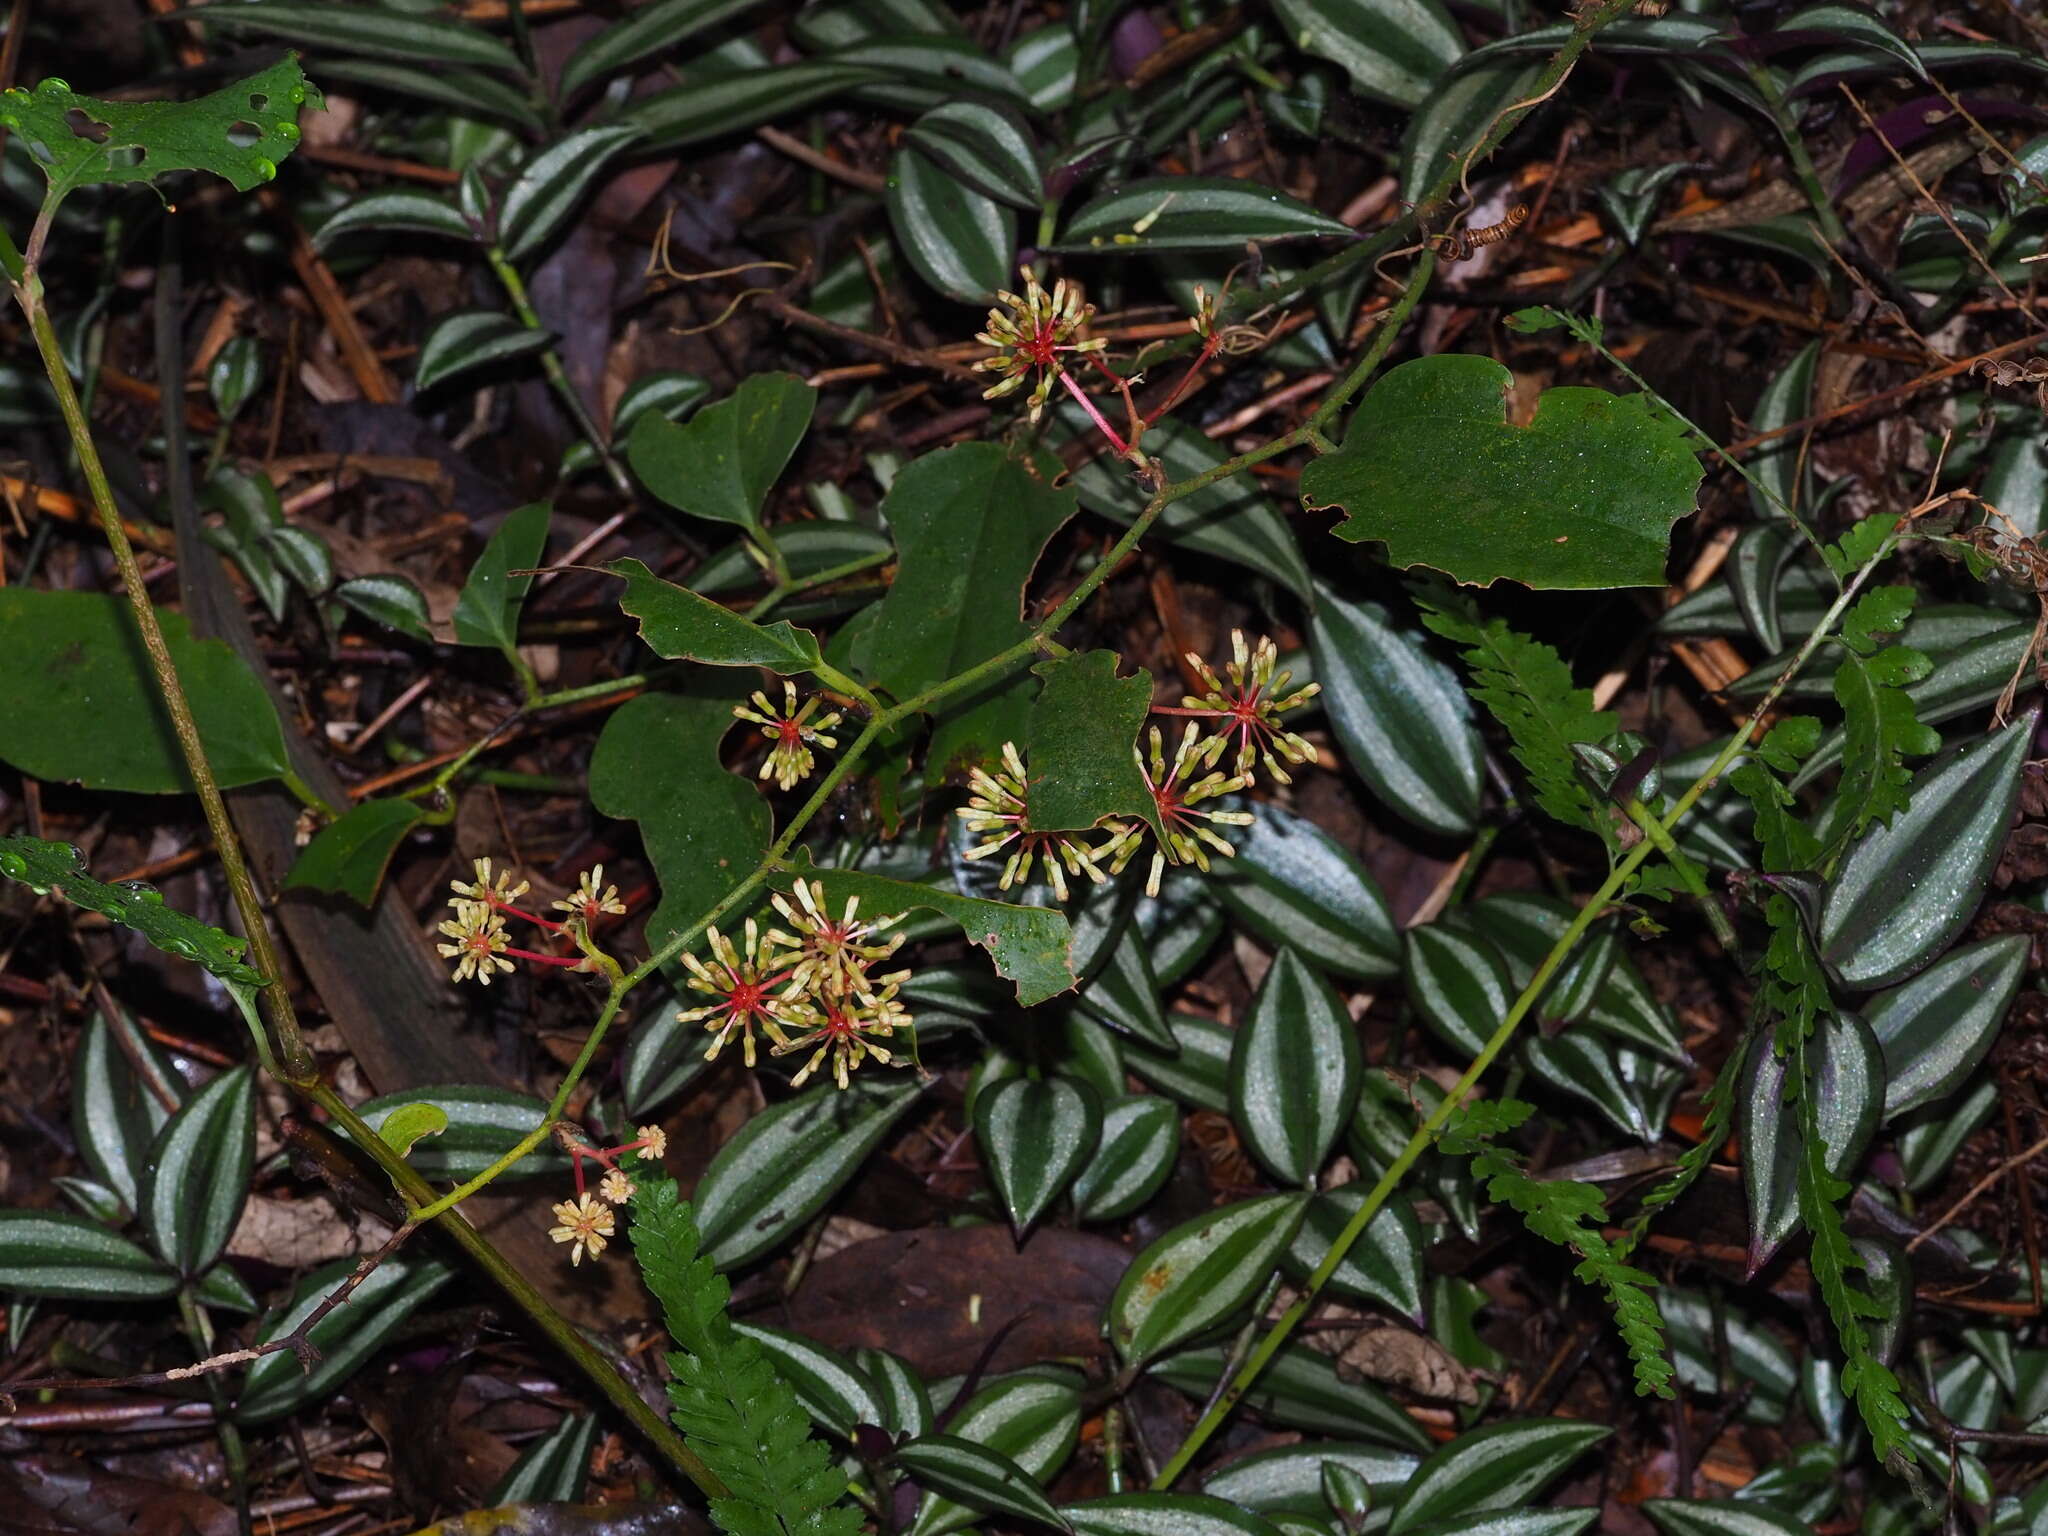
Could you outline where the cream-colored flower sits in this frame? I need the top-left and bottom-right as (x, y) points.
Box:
(955, 741), (1109, 901)
(450, 856), (529, 908)
(773, 980), (913, 1091)
(548, 1192), (614, 1265)
(974, 273), (1108, 425)
(734, 682), (843, 792)
(552, 863), (627, 923)
(636, 1124), (668, 1160)
(1182, 630), (1321, 783)
(679, 918), (796, 1067)
(436, 899), (515, 985)
(1102, 723), (1255, 896)
(598, 1169), (635, 1205)
(768, 877), (904, 999)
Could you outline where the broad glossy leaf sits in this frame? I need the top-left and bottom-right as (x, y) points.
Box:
(1230, 947), (1360, 1184)
(1025, 651), (1158, 834)
(316, 188), (473, 249)
(1739, 1013), (1883, 1274)
(733, 1321), (888, 1437)
(236, 1256), (454, 1423)
(1125, 1013), (1234, 1112)
(1155, 1340), (1433, 1450)
(183, 3), (518, 71)
(1311, 585), (1482, 838)
(783, 858), (1076, 1006)
(140, 1065), (254, 1279)
(0, 1210), (175, 1300)
(1107, 1194), (1309, 1367)
(415, 310), (553, 392)
(610, 557), (825, 673)
(1819, 710), (2035, 988)
(334, 574), (432, 640)
(454, 501), (550, 657)
(697, 1077), (925, 1268)
(896, 1434), (1070, 1532)
(1203, 1443), (1419, 1516)
(1212, 801), (1399, 980)
(976, 1076), (1103, 1233)
(490, 1412), (597, 1504)
(851, 443), (1075, 775)
(623, 62), (882, 149)
(1067, 417), (1313, 601)
(1055, 177), (1350, 252)
(0, 56), (314, 202)
(1405, 923), (1512, 1060)
(1272, 0), (1461, 108)
(888, 144), (1015, 304)
(1402, 57), (1539, 199)
(0, 589), (288, 792)
(909, 1374), (1082, 1536)
(627, 371), (815, 533)
(1073, 1094), (1178, 1222)
(72, 1008), (181, 1217)
(1302, 355), (1705, 590)
(589, 685), (770, 948)
(559, 0), (768, 99)
(282, 798), (425, 906)
(906, 100), (1042, 209)
(1390, 1418), (1608, 1533)
(1642, 1500), (1809, 1536)
(1866, 934), (2028, 1119)
(1064, 1495), (1283, 1536)
(1283, 1188), (1425, 1321)
(356, 1085), (567, 1180)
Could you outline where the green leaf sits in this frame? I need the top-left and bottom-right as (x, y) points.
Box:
(312, 58), (544, 132)
(1282, 1188), (1425, 1321)
(1063, 1495), (1283, 1536)
(1053, 177), (1351, 252)
(1, 56), (316, 206)
(489, 1412), (597, 1504)
(779, 857), (1076, 1006)
(415, 309), (553, 392)
(1390, 1419), (1608, 1533)
(1025, 650), (1158, 834)
(627, 371), (815, 534)
(0, 836), (266, 988)
(1818, 710), (2035, 989)
(697, 1077), (925, 1268)
(185, 2), (519, 70)
(1107, 1194), (1309, 1367)
(1212, 801), (1400, 981)
(0, 589), (288, 792)
(141, 1066), (254, 1278)
(374, 1101), (448, 1160)
(1311, 585), (1483, 839)
(0, 1210), (176, 1301)
(609, 556), (825, 673)
(1642, 1501), (1810, 1536)
(236, 1256), (454, 1424)
(1401, 57), (1540, 200)
(1203, 1444), (1420, 1517)
(1303, 355), (1704, 589)
(1124, 1012), (1234, 1112)
(905, 100), (1043, 209)
(1469, 892), (1688, 1063)
(1066, 417), (1313, 602)
(1405, 923), (1512, 1060)
(1659, 1286), (1796, 1419)
(887, 143), (1016, 304)
(499, 124), (644, 260)
(72, 1006), (181, 1218)
(1072, 1094), (1178, 1222)
(333, 574), (433, 640)
(909, 1374), (1083, 1536)
(208, 336), (264, 424)
(1747, 341), (1821, 529)
(1866, 934), (2029, 1119)
(691, 518), (888, 596)
(861, 1348), (934, 1441)
(853, 443), (1075, 774)
(561, 0), (769, 98)
(829, 35), (1028, 112)
(1739, 1010), (1883, 1274)
(1403, 1515), (1599, 1536)
(1823, 644), (1938, 856)
(623, 61), (883, 149)
(283, 797), (425, 906)
(896, 1434), (1072, 1532)
(1270, 0), (1463, 108)
(976, 1076), (1103, 1234)
(1230, 947), (1360, 1185)
(315, 187), (474, 249)
(456, 501), (552, 654)
(733, 1321), (888, 1438)
(355, 1086), (567, 1180)
(589, 685), (771, 949)
(1153, 1340), (1434, 1450)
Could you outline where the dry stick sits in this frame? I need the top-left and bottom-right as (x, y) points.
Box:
(755, 125), (888, 195)
(1907, 1131), (2048, 1254)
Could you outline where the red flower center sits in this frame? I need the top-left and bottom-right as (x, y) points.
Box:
(777, 718), (804, 745)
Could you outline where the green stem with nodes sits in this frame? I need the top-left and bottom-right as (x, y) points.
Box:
(484, 245), (634, 498)
(1623, 796), (1740, 952)
(1149, 523), (1905, 1490)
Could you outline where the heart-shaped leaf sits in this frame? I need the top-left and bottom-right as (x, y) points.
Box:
(626, 371), (816, 533)
(283, 798), (426, 906)
(1301, 354), (1704, 589)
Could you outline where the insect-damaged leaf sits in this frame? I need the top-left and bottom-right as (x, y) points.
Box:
(1025, 650), (1159, 835)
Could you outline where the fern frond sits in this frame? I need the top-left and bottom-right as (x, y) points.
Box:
(628, 1168), (863, 1536)
(1618, 1019), (1749, 1256)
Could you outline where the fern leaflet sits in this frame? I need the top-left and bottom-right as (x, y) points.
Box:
(627, 1167), (862, 1536)
(1824, 587), (1938, 862)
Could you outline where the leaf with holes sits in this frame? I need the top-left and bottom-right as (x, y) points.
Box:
(1107, 1194), (1309, 1367)
(976, 1076), (1103, 1234)
(283, 798), (426, 906)
(1, 56), (317, 207)
(1302, 355), (1704, 589)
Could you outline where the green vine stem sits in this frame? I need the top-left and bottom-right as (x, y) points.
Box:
(1148, 528), (1904, 1489)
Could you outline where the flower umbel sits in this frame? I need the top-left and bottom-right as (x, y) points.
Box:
(974, 274), (1108, 425)
(451, 856), (530, 908)
(548, 1192), (615, 1266)
(436, 900), (514, 985)
(773, 979), (911, 1090)
(1103, 723), (1255, 896)
(598, 1169), (635, 1205)
(956, 741), (1109, 901)
(1180, 630), (1322, 783)
(734, 682), (843, 792)
(769, 877), (905, 998)
(678, 919), (796, 1067)
(635, 1123), (668, 1160)
(552, 863), (627, 925)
